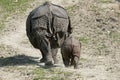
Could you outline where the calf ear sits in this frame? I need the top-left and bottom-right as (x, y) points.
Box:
(68, 16), (73, 34)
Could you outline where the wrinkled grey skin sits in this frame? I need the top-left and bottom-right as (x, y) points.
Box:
(26, 2), (72, 65)
(61, 36), (81, 69)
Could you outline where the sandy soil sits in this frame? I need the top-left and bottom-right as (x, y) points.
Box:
(0, 0), (120, 80)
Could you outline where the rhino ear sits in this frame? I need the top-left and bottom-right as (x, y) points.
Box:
(68, 16), (73, 34)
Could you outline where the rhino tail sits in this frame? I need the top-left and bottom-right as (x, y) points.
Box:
(68, 16), (73, 34)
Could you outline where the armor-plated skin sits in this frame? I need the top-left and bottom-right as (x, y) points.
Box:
(61, 36), (81, 69)
(26, 2), (72, 65)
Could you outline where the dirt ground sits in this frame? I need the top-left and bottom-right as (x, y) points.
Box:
(0, 0), (120, 80)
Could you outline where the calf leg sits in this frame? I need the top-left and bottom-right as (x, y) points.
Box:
(61, 47), (70, 67)
(73, 56), (79, 69)
(62, 57), (70, 67)
(71, 56), (74, 66)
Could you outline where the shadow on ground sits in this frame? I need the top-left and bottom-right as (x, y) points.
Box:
(0, 55), (39, 67)
(0, 54), (64, 69)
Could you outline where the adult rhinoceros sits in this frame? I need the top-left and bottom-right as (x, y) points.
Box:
(26, 2), (72, 65)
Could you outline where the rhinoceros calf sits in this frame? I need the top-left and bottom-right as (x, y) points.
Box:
(61, 36), (81, 69)
(26, 1), (72, 65)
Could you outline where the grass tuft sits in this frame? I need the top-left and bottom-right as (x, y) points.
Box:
(78, 37), (89, 44)
(33, 68), (73, 80)
(0, 0), (29, 13)
(0, 0), (32, 32)
(66, 4), (79, 16)
(100, 0), (113, 3)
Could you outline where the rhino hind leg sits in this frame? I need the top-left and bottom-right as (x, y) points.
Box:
(39, 38), (53, 66)
(39, 50), (47, 63)
(51, 48), (58, 64)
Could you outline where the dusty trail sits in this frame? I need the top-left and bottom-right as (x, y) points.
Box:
(0, 13), (40, 57)
(0, 0), (120, 80)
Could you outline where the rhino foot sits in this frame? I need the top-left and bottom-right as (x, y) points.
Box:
(45, 61), (53, 66)
(40, 58), (47, 63)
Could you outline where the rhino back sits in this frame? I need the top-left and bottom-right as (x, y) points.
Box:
(50, 4), (68, 18)
(72, 37), (81, 47)
(64, 37), (80, 47)
(31, 4), (49, 19)
(31, 2), (68, 19)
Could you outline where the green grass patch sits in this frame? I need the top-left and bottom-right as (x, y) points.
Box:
(0, 0), (29, 13)
(33, 68), (73, 80)
(66, 4), (79, 16)
(109, 31), (120, 41)
(33, 68), (46, 80)
(117, 12), (120, 17)
(90, 5), (103, 12)
(0, 0), (32, 32)
(80, 58), (87, 62)
(100, 0), (113, 3)
(78, 37), (89, 44)
(97, 44), (107, 55)
(0, 21), (4, 32)
(109, 31), (120, 44)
